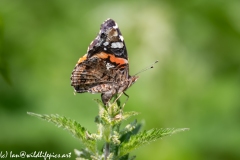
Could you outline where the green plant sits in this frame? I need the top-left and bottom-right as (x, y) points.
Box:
(28, 97), (188, 160)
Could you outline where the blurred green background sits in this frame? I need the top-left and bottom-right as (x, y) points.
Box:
(1, 0), (240, 159)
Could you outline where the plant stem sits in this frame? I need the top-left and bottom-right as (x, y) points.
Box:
(104, 142), (110, 160)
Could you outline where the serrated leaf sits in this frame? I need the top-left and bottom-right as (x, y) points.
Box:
(122, 111), (139, 120)
(128, 155), (137, 160)
(74, 148), (92, 159)
(27, 112), (97, 153)
(120, 120), (143, 143)
(119, 153), (129, 160)
(119, 128), (189, 157)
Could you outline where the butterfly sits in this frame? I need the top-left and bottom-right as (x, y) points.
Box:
(71, 18), (138, 105)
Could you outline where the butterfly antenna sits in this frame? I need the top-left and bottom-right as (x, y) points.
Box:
(134, 60), (159, 76)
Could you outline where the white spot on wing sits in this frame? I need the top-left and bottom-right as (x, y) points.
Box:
(103, 42), (109, 46)
(106, 63), (115, 70)
(113, 23), (118, 29)
(111, 42), (124, 48)
(119, 35), (124, 41)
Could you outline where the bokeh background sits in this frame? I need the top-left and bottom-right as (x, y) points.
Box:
(1, 0), (240, 159)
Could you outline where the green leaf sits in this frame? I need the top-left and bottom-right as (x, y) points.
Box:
(28, 99), (189, 159)
(118, 128), (189, 157)
(27, 112), (97, 153)
(74, 148), (92, 160)
(122, 111), (139, 120)
(120, 120), (143, 143)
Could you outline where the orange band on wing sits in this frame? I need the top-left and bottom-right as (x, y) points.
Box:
(77, 54), (87, 64)
(95, 52), (128, 65)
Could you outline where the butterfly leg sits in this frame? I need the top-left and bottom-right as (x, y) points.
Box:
(113, 91), (129, 109)
(113, 92), (129, 120)
(113, 92), (123, 104)
(121, 92), (129, 109)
